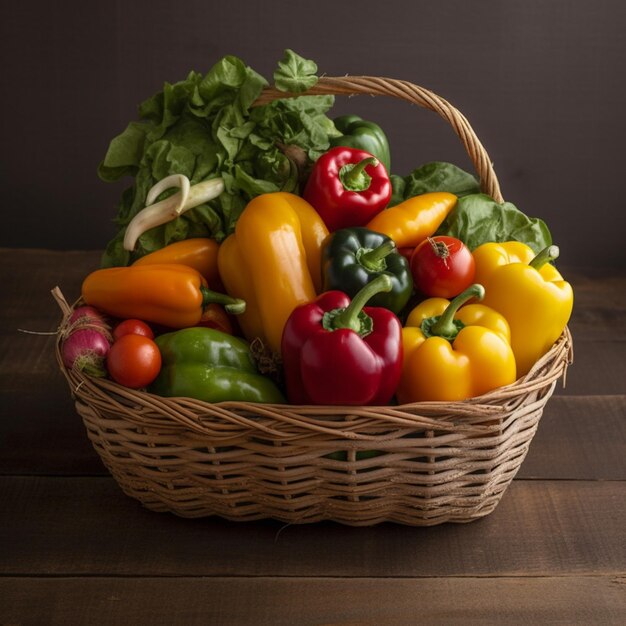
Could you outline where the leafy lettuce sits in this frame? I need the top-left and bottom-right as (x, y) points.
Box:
(390, 161), (481, 206)
(99, 52), (336, 267)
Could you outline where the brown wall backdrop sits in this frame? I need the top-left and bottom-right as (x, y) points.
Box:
(2, 0), (625, 267)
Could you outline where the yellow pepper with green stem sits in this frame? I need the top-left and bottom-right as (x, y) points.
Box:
(397, 284), (516, 403)
(473, 242), (574, 376)
(217, 192), (329, 355)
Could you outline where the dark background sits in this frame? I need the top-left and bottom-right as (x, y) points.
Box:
(2, 0), (625, 268)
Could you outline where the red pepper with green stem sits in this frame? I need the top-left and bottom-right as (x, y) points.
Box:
(281, 274), (403, 405)
(303, 146), (391, 232)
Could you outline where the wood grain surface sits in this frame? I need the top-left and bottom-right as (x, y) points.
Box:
(0, 249), (625, 624)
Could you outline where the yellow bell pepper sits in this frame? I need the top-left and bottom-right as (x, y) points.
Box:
(217, 192), (329, 355)
(397, 284), (516, 403)
(365, 191), (457, 249)
(473, 242), (574, 376)
(217, 234), (266, 343)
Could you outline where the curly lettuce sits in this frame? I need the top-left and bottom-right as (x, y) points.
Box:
(99, 52), (336, 267)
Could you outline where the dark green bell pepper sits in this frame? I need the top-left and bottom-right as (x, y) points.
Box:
(329, 115), (391, 174)
(321, 227), (412, 314)
(150, 327), (285, 404)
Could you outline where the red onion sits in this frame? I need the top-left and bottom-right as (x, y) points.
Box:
(62, 306), (112, 377)
(61, 328), (111, 376)
(69, 305), (108, 328)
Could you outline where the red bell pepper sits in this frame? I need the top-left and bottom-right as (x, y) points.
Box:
(281, 274), (403, 405)
(303, 146), (391, 232)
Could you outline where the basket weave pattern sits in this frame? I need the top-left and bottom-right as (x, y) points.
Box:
(55, 76), (573, 526)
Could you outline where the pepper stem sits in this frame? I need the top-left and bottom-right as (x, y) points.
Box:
(324, 274), (392, 335)
(200, 286), (246, 315)
(339, 156), (379, 192)
(425, 284), (485, 341)
(357, 239), (396, 271)
(529, 245), (560, 269)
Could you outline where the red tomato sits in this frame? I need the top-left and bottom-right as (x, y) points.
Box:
(410, 236), (475, 298)
(107, 334), (161, 389)
(113, 318), (154, 341)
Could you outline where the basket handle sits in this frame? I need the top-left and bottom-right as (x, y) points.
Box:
(253, 75), (504, 203)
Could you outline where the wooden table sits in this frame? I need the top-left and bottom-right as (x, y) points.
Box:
(1, 249), (625, 625)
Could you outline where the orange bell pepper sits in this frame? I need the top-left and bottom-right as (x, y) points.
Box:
(81, 264), (245, 329)
(132, 238), (223, 291)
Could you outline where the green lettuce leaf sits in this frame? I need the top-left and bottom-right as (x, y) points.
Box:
(249, 95), (338, 161)
(390, 161), (481, 206)
(98, 51), (333, 268)
(273, 49), (318, 93)
(436, 194), (553, 253)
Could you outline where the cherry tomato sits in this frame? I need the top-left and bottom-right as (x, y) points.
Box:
(410, 236), (475, 298)
(113, 318), (154, 341)
(106, 334), (161, 389)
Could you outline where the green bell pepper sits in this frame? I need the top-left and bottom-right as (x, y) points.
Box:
(150, 327), (285, 404)
(330, 115), (391, 174)
(321, 227), (413, 315)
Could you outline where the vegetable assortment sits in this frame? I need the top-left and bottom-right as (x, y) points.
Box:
(64, 50), (573, 406)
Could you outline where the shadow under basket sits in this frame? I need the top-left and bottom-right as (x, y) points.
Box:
(54, 75), (574, 526)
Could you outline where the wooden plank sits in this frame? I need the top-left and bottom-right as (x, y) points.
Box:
(1, 575), (625, 626)
(0, 249), (100, 326)
(518, 395), (626, 479)
(563, 267), (626, 341)
(1, 476), (624, 577)
(553, 338), (626, 396)
(0, 387), (105, 475)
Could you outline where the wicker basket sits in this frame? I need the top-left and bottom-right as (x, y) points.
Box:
(54, 76), (573, 526)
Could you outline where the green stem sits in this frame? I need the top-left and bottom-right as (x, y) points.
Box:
(326, 274), (392, 334)
(427, 284), (485, 341)
(339, 156), (379, 192)
(357, 239), (396, 271)
(200, 287), (246, 315)
(529, 245), (560, 270)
